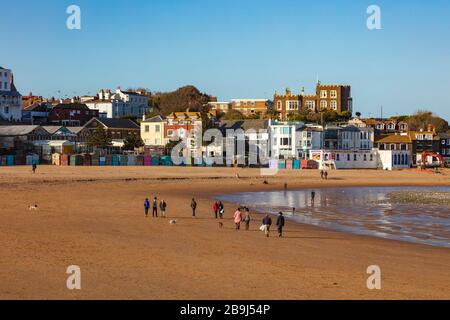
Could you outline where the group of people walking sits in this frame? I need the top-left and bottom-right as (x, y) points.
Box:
(261, 212), (285, 238)
(232, 207), (251, 231)
(143, 197), (287, 238)
(144, 197), (167, 218)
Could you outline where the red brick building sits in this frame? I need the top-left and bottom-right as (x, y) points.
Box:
(48, 103), (98, 127)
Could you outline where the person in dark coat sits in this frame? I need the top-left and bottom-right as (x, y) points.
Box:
(276, 212), (285, 238)
(218, 201), (224, 219)
(262, 214), (272, 238)
(311, 191), (316, 205)
(152, 197), (158, 217)
(144, 198), (150, 217)
(191, 198), (197, 217)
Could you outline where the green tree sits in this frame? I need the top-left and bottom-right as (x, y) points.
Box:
(87, 126), (112, 149)
(224, 110), (245, 120)
(407, 110), (449, 132)
(122, 134), (144, 151)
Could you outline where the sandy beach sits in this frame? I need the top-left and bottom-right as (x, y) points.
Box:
(0, 166), (449, 300)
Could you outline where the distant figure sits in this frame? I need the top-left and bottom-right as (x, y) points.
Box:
(218, 201), (224, 219)
(32, 163), (37, 174)
(234, 208), (242, 230)
(320, 170), (324, 179)
(191, 198), (197, 217)
(292, 207), (296, 215)
(311, 191), (316, 205)
(243, 207), (251, 231)
(160, 200), (167, 218)
(262, 214), (272, 238)
(144, 198), (150, 218)
(152, 197), (158, 217)
(212, 201), (219, 219)
(324, 171), (329, 180)
(277, 212), (285, 238)
(284, 182), (288, 189)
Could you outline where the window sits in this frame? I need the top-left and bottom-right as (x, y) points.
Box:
(347, 154), (350, 161)
(370, 154), (373, 161)
(4, 106), (9, 114)
(330, 100), (337, 110)
(320, 100), (327, 109)
(155, 125), (160, 133)
(353, 154), (357, 161)
(336, 154), (340, 161)
(306, 100), (315, 110)
(167, 130), (174, 136)
(286, 101), (299, 110)
(145, 125), (149, 133)
(320, 90), (327, 99)
(330, 90), (337, 98)
(277, 101), (282, 110)
(364, 154), (367, 161)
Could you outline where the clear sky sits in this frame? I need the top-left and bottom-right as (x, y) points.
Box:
(1, 0), (449, 120)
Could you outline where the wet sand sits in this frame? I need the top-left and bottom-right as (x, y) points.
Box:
(0, 166), (449, 300)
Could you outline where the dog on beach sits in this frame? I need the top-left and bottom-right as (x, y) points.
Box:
(29, 204), (39, 211)
(218, 222), (224, 229)
(169, 220), (177, 225)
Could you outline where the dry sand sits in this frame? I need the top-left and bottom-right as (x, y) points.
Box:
(0, 166), (449, 300)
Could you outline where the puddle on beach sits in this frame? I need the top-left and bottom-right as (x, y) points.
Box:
(217, 186), (450, 248)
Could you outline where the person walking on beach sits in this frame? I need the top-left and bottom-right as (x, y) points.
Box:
(160, 200), (167, 218)
(234, 208), (243, 230)
(144, 198), (150, 217)
(243, 207), (251, 231)
(191, 198), (197, 217)
(262, 214), (272, 238)
(212, 201), (219, 219)
(311, 191), (316, 205)
(324, 171), (328, 180)
(218, 201), (224, 219)
(152, 197), (158, 217)
(276, 212), (285, 238)
(32, 163), (37, 174)
(320, 170), (324, 180)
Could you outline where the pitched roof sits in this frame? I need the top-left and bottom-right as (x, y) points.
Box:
(0, 125), (40, 136)
(218, 120), (269, 133)
(167, 112), (201, 119)
(376, 134), (412, 144)
(94, 118), (140, 129)
(142, 115), (165, 123)
(53, 102), (90, 110)
(41, 126), (63, 134)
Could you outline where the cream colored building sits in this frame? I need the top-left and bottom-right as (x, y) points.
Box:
(141, 115), (166, 146)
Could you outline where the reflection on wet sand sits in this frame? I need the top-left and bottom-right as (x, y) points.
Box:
(218, 186), (450, 248)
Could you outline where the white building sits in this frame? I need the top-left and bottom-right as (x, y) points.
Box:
(268, 120), (304, 159)
(310, 149), (379, 170)
(85, 88), (149, 118)
(0, 66), (22, 121)
(378, 150), (411, 170)
(297, 125), (323, 159)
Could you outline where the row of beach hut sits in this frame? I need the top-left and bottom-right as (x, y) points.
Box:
(52, 154), (175, 167)
(0, 154), (40, 166)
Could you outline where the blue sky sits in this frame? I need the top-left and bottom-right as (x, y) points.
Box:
(1, 0), (449, 120)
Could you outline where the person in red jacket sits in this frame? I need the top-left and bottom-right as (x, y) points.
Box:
(212, 201), (219, 219)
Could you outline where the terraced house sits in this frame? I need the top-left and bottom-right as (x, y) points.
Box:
(0, 66), (22, 122)
(274, 81), (352, 120)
